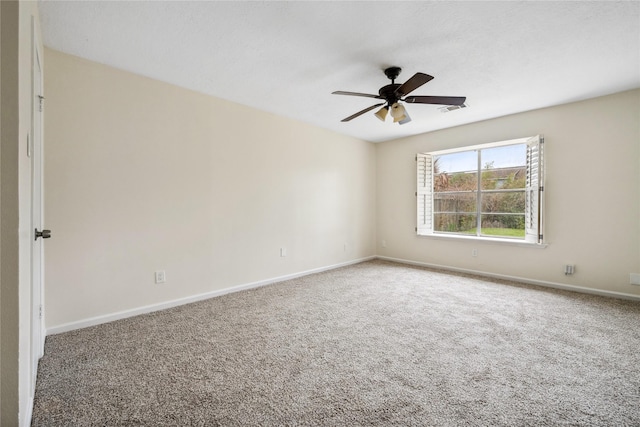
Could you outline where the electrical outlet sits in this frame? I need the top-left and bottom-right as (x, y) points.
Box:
(155, 270), (166, 284)
(382, 240), (387, 248)
(630, 273), (640, 286)
(471, 249), (478, 257)
(280, 247), (287, 257)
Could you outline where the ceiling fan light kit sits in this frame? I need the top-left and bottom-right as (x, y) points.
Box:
(374, 106), (389, 122)
(390, 102), (410, 124)
(398, 109), (411, 125)
(332, 66), (466, 124)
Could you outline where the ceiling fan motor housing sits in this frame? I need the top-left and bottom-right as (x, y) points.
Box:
(379, 84), (402, 105)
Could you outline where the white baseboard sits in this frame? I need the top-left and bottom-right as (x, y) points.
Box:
(377, 256), (640, 301)
(46, 256), (376, 336)
(46, 253), (638, 336)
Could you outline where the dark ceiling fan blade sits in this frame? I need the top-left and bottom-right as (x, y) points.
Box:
(395, 73), (434, 96)
(332, 91), (382, 99)
(340, 103), (385, 122)
(405, 96), (467, 106)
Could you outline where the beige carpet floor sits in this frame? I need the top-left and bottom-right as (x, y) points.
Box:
(32, 260), (640, 426)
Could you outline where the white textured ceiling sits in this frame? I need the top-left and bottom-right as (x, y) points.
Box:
(38, 1), (640, 143)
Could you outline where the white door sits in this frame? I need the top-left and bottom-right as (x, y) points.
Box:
(30, 40), (46, 396)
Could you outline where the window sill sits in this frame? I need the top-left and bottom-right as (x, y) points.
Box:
(417, 232), (548, 248)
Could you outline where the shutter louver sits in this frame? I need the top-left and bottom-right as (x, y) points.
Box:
(416, 153), (433, 235)
(525, 135), (544, 243)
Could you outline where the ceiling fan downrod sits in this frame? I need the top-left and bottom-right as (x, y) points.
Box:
(379, 67), (403, 105)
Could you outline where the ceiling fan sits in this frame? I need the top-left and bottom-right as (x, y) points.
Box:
(332, 66), (466, 124)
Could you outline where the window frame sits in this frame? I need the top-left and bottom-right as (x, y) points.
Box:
(417, 135), (545, 246)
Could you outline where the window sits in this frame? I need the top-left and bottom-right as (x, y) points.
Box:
(417, 135), (544, 244)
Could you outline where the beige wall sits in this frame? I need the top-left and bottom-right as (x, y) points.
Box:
(44, 48), (639, 333)
(377, 89), (640, 297)
(44, 49), (377, 329)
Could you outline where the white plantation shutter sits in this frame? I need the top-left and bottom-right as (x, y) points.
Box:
(416, 153), (433, 235)
(525, 135), (544, 243)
